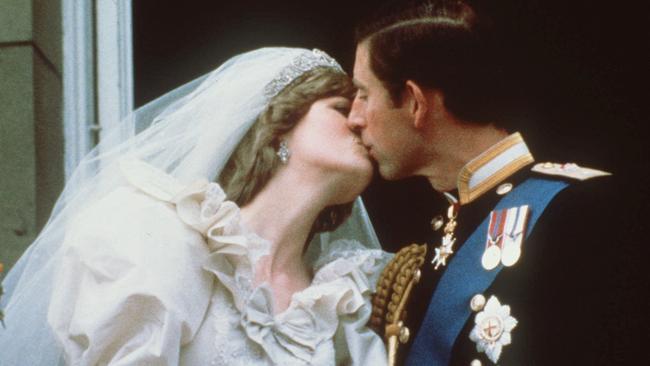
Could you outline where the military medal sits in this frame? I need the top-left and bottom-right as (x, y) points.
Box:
(481, 245), (501, 271)
(482, 205), (530, 270)
(482, 210), (506, 270)
(501, 205), (530, 267)
(500, 242), (521, 267)
(432, 194), (459, 270)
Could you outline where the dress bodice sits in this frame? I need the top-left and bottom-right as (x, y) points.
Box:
(48, 160), (390, 365)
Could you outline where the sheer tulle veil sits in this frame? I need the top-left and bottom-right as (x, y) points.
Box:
(0, 47), (380, 364)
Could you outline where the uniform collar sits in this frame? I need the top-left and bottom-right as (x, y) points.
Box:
(456, 132), (534, 205)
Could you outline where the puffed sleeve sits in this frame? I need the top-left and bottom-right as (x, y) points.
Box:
(313, 239), (392, 366)
(48, 186), (213, 365)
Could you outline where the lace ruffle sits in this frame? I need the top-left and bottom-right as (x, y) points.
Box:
(121, 159), (387, 364)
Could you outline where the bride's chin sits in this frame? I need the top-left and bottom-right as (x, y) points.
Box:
(359, 162), (375, 184)
(336, 170), (372, 201)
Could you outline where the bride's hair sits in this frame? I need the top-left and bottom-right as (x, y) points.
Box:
(219, 67), (356, 235)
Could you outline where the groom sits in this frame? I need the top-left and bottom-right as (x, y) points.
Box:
(348, 0), (639, 365)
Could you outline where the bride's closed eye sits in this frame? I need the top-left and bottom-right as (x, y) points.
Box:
(331, 98), (352, 116)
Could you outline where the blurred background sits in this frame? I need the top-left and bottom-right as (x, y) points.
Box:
(1, 0), (647, 269)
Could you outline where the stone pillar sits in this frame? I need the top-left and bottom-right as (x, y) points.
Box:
(0, 0), (63, 270)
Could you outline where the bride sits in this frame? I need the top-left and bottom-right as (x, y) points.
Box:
(0, 48), (389, 365)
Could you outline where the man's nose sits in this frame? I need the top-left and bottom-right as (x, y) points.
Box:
(346, 99), (366, 132)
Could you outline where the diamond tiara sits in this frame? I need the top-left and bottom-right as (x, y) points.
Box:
(263, 49), (344, 99)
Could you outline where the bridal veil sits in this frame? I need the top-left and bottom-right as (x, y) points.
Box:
(0, 47), (380, 365)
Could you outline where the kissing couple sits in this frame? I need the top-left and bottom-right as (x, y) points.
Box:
(1, 1), (633, 365)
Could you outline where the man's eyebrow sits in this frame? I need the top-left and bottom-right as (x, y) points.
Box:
(352, 79), (367, 91)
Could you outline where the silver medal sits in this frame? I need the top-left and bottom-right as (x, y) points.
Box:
(500, 239), (521, 267)
(481, 244), (501, 270)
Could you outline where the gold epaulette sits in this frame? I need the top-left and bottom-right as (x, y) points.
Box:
(371, 243), (427, 366)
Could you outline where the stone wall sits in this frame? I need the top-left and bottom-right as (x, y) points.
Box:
(0, 0), (63, 270)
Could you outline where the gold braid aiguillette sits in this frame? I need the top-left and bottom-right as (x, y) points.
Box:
(371, 243), (427, 366)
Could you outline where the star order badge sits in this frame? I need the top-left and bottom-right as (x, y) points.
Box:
(469, 295), (518, 364)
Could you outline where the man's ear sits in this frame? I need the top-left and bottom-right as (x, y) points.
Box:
(404, 80), (429, 129)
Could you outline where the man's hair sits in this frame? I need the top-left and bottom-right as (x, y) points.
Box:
(356, 0), (523, 128)
(219, 67), (357, 235)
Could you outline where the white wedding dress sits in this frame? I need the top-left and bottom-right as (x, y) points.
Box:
(48, 161), (390, 365)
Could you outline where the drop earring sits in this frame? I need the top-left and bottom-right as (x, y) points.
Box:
(276, 140), (290, 163)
